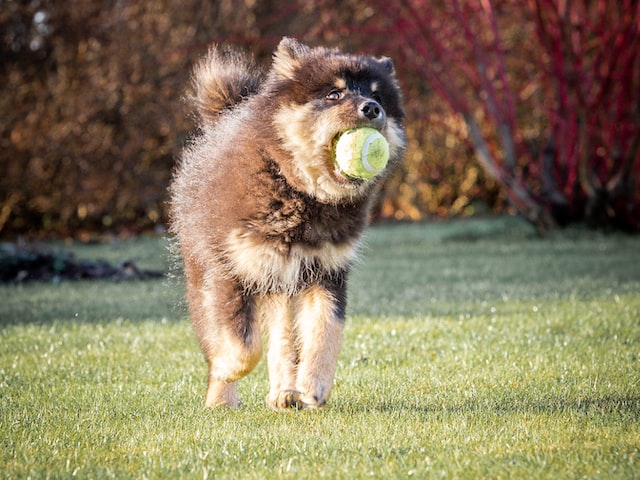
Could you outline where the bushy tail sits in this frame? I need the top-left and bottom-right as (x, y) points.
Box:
(190, 46), (263, 124)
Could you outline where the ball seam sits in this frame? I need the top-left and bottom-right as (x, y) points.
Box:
(360, 134), (381, 174)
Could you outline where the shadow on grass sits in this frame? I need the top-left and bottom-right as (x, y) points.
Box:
(367, 393), (640, 418)
(0, 276), (186, 326)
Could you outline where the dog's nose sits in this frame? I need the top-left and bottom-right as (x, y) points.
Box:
(360, 101), (383, 120)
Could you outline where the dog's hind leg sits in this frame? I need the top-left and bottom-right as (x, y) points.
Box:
(192, 279), (263, 408)
(294, 279), (347, 408)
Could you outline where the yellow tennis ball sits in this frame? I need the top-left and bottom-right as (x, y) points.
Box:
(333, 127), (390, 180)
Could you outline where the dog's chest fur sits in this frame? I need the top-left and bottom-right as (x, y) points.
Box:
(222, 158), (368, 294)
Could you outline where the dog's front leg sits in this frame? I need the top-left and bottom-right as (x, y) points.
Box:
(261, 293), (302, 409)
(294, 280), (347, 408)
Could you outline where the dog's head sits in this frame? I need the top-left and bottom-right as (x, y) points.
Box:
(267, 37), (406, 203)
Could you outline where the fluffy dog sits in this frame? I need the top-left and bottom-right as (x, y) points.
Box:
(170, 37), (405, 409)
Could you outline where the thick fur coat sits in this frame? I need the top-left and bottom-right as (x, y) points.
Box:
(170, 37), (405, 409)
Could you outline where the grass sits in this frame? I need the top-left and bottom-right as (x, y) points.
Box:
(1, 216), (639, 479)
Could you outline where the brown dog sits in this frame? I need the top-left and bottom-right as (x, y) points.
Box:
(170, 37), (405, 409)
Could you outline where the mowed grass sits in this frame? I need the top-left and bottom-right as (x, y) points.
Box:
(1, 217), (639, 479)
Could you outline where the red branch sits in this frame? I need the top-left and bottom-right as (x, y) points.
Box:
(372, 0), (640, 230)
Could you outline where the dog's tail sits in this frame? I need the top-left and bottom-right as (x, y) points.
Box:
(190, 46), (263, 124)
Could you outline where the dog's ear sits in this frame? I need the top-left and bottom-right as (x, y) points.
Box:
(376, 57), (396, 75)
(272, 37), (310, 80)
(277, 37), (310, 59)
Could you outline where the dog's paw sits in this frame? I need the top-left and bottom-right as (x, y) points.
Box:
(295, 379), (330, 409)
(205, 380), (241, 409)
(266, 390), (305, 410)
(297, 394), (326, 409)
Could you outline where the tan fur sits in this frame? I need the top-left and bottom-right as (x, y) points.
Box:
(200, 288), (263, 408)
(191, 47), (263, 124)
(271, 38), (310, 80)
(224, 229), (361, 295)
(334, 78), (347, 90)
(259, 294), (299, 408)
(293, 284), (345, 407)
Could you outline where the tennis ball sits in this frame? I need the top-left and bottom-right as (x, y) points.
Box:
(333, 127), (390, 180)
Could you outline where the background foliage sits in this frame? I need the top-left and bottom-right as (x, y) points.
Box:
(1, 0), (638, 238)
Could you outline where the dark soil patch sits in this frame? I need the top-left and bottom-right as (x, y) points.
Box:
(0, 244), (163, 283)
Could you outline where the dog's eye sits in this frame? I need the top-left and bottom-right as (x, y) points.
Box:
(372, 93), (383, 103)
(326, 90), (344, 101)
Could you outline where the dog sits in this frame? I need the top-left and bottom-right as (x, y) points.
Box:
(170, 37), (405, 409)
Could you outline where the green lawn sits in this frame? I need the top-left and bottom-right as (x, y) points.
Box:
(1, 217), (639, 479)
